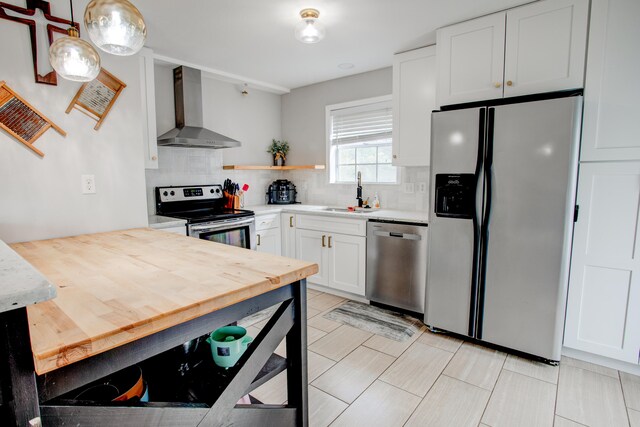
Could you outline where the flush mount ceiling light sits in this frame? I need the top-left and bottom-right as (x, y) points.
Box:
(84, 0), (147, 56)
(294, 8), (326, 44)
(49, 0), (101, 82)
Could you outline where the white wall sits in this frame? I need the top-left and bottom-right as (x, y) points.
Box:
(145, 64), (283, 212)
(282, 68), (429, 212)
(0, 16), (148, 243)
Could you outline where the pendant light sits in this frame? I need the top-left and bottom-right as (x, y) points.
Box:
(294, 9), (326, 44)
(84, 0), (147, 56)
(49, 0), (101, 82)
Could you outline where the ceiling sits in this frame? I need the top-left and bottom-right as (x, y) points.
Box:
(97, 0), (536, 92)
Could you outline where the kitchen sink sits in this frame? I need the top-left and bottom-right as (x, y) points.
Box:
(320, 207), (374, 214)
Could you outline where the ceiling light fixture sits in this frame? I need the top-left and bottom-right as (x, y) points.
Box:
(84, 0), (147, 56)
(48, 0), (101, 82)
(294, 8), (325, 44)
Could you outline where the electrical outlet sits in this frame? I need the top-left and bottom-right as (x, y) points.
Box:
(417, 182), (427, 193)
(403, 183), (415, 194)
(82, 175), (96, 194)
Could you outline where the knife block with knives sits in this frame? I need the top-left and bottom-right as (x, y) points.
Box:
(223, 179), (241, 209)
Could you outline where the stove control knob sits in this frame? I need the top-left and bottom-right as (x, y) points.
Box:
(163, 191), (168, 196)
(215, 188), (221, 193)
(210, 189), (215, 193)
(170, 191), (175, 196)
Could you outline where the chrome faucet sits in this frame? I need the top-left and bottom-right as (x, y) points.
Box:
(356, 171), (363, 207)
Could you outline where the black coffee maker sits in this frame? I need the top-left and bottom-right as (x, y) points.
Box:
(267, 180), (297, 204)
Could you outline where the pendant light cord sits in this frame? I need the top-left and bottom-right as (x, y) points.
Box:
(69, 0), (75, 26)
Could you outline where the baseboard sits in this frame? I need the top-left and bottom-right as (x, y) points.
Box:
(562, 347), (640, 376)
(306, 283), (369, 304)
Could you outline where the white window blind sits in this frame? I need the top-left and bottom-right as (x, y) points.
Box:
(327, 99), (397, 184)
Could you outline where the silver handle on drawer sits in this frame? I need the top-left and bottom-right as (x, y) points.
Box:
(257, 234), (261, 246)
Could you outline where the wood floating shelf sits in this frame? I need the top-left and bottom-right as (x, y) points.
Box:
(223, 165), (325, 171)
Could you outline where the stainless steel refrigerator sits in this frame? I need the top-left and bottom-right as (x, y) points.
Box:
(424, 94), (583, 362)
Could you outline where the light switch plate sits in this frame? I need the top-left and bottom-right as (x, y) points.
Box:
(417, 182), (427, 193)
(403, 183), (415, 194)
(82, 175), (96, 194)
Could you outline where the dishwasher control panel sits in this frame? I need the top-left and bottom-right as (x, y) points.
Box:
(434, 174), (475, 219)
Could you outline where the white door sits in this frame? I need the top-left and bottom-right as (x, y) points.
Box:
(296, 229), (329, 287)
(281, 214), (296, 257)
(580, 0), (640, 161)
(504, 0), (589, 97)
(564, 162), (640, 363)
(436, 12), (506, 107)
(256, 228), (281, 256)
(392, 45), (437, 167)
(327, 234), (366, 296)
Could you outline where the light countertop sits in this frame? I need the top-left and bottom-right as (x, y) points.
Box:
(148, 214), (188, 229)
(248, 204), (429, 224)
(11, 229), (317, 374)
(0, 240), (56, 314)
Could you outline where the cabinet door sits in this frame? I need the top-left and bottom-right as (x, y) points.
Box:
(581, 0), (640, 161)
(327, 234), (366, 297)
(256, 228), (281, 256)
(392, 46), (437, 167)
(281, 213), (296, 257)
(564, 162), (640, 363)
(436, 13), (506, 107)
(504, 0), (589, 97)
(296, 229), (329, 286)
(139, 47), (158, 169)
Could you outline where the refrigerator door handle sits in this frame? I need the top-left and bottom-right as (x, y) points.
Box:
(476, 107), (496, 339)
(468, 107), (487, 337)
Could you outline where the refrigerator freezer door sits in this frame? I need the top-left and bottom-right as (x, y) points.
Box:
(480, 96), (582, 360)
(425, 107), (485, 336)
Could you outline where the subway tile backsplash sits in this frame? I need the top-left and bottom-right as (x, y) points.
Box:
(144, 147), (429, 215)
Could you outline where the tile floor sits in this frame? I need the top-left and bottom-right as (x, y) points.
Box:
(246, 290), (640, 427)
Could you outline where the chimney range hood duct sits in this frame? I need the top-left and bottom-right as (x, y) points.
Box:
(157, 66), (240, 149)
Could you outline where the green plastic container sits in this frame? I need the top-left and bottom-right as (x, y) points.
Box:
(206, 326), (253, 368)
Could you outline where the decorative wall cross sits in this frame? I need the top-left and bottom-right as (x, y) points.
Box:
(0, 0), (79, 85)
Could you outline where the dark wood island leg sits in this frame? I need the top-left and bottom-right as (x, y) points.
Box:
(286, 279), (308, 426)
(0, 307), (41, 426)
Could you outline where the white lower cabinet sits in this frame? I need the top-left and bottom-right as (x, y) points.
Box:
(256, 228), (281, 255)
(294, 214), (367, 297)
(281, 213), (296, 258)
(255, 213), (281, 256)
(564, 162), (640, 364)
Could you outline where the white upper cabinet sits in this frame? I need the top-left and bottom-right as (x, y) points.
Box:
(392, 46), (437, 166)
(139, 47), (158, 169)
(437, 13), (506, 107)
(580, 0), (640, 161)
(504, 0), (589, 97)
(437, 0), (589, 107)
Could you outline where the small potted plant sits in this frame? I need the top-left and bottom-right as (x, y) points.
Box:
(267, 139), (290, 166)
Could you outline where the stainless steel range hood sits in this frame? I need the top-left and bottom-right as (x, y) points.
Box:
(157, 66), (240, 149)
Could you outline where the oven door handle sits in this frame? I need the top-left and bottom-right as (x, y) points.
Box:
(189, 217), (255, 232)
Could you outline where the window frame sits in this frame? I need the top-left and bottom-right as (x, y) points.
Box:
(325, 95), (398, 185)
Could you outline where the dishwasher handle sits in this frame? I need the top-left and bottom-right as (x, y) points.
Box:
(373, 230), (422, 241)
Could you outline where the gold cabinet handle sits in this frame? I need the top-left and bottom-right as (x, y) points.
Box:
(328, 236), (332, 248)
(506, 80), (513, 86)
(257, 234), (261, 246)
(494, 82), (501, 88)
(289, 216), (294, 227)
(322, 235), (326, 247)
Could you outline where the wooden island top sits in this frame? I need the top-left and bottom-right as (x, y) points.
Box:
(10, 228), (318, 375)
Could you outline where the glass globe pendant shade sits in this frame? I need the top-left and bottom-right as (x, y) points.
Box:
(49, 28), (101, 82)
(294, 9), (326, 44)
(84, 0), (147, 56)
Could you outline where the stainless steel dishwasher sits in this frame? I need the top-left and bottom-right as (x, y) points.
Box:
(366, 220), (428, 313)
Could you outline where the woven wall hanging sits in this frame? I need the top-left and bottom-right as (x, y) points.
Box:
(0, 80), (66, 157)
(66, 68), (126, 130)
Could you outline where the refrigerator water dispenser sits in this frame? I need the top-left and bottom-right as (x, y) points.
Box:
(434, 174), (475, 219)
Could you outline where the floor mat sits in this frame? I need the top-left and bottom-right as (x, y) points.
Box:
(323, 301), (423, 342)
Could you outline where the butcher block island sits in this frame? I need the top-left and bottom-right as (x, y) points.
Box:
(10, 228), (318, 426)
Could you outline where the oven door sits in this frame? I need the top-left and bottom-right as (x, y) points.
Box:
(188, 217), (256, 250)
